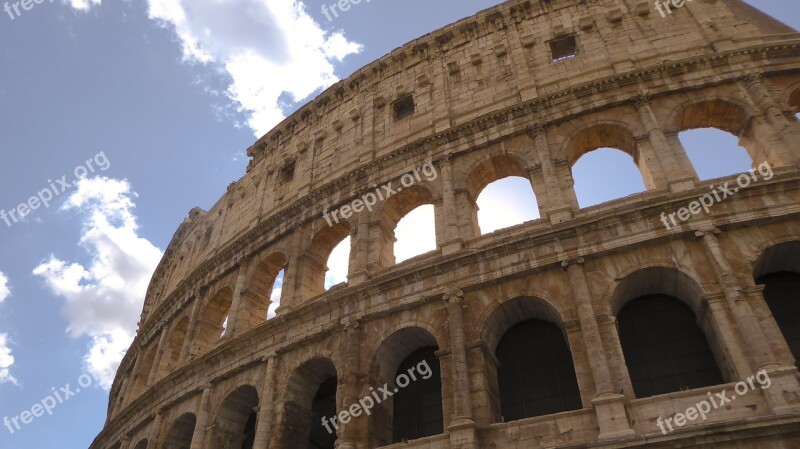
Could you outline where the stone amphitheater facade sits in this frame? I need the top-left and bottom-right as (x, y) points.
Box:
(90, 0), (800, 448)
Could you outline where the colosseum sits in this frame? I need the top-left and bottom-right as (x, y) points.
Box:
(90, 0), (800, 448)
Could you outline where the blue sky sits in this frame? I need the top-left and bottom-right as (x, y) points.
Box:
(0, 1), (797, 448)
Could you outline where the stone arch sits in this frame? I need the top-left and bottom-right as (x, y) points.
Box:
(298, 220), (352, 300)
(191, 287), (234, 358)
(241, 251), (288, 329)
(374, 183), (438, 267)
(669, 97), (781, 168)
(367, 326), (443, 447)
(609, 266), (706, 317)
(279, 357), (339, 449)
(129, 343), (159, 400)
(480, 296), (581, 423)
(162, 412), (196, 449)
(157, 315), (190, 379)
(132, 440), (148, 449)
(612, 267), (726, 398)
(465, 153), (540, 234)
(210, 384), (259, 449)
(480, 296), (565, 353)
(786, 84), (800, 113)
(753, 241), (800, 366)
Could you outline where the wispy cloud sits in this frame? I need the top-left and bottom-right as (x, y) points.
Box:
(0, 272), (16, 385)
(33, 178), (163, 389)
(66, 0), (363, 137)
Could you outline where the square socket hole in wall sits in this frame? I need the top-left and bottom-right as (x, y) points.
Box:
(550, 34), (578, 61)
(393, 95), (415, 121)
(280, 161), (295, 184)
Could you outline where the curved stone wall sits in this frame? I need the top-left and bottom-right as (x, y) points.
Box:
(92, 0), (800, 448)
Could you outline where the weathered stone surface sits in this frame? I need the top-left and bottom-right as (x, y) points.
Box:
(91, 1), (800, 448)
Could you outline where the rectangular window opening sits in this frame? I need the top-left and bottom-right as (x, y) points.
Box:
(393, 95), (416, 121)
(550, 35), (577, 62)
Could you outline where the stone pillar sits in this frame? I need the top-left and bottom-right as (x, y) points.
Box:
(563, 259), (635, 440)
(126, 345), (147, 405)
(743, 285), (796, 366)
(740, 74), (799, 167)
(226, 260), (250, 338)
(190, 386), (213, 449)
(253, 355), (278, 449)
(147, 411), (165, 449)
(439, 154), (464, 255)
(147, 328), (169, 386)
(348, 213), (370, 285)
(119, 435), (131, 449)
(337, 318), (363, 449)
(633, 93), (696, 192)
(703, 293), (753, 379)
(277, 227), (303, 313)
(443, 290), (477, 449)
(528, 125), (575, 224)
(698, 230), (800, 414)
(180, 290), (206, 364)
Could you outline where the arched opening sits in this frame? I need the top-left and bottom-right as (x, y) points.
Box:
(567, 124), (649, 208)
(392, 347), (443, 443)
(368, 327), (444, 447)
(496, 320), (581, 421)
(618, 295), (723, 398)
(212, 385), (259, 449)
(130, 344), (158, 400)
(309, 377), (338, 449)
(132, 440), (148, 449)
(158, 316), (190, 379)
(301, 222), (351, 298)
(245, 252), (287, 327)
(268, 269), (285, 319)
(162, 413), (196, 449)
(325, 237), (350, 289)
(281, 358), (338, 449)
(378, 185), (437, 266)
(467, 154), (539, 235)
(754, 241), (800, 365)
(673, 99), (766, 175)
(572, 149), (647, 208)
(481, 296), (580, 422)
(679, 128), (753, 180)
(394, 205), (436, 262)
(190, 287), (233, 358)
(476, 177), (539, 234)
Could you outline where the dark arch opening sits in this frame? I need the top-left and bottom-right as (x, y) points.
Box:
(309, 377), (337, 449)
(162, 413), (196, 449)
(392, 347), (443, 443)
(132, 440), (148, 449)
(214, 385), (259, 449)
(618, 295), (723, 398)
(756, 272), (800, 365)
(496, 320), (581, 421)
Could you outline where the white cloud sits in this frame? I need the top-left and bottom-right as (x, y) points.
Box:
(33, 177), (163, 389)
(0, 334), (16, 385)
(78, 0), (361, 136)
(0, 272), (9, 305)
(0, 272), (15, 385)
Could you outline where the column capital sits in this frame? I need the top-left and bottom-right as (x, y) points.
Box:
(632, 91), (651, 108)
(560, 256), (585, 269)
(526, 123), (548, 137)
(740, 71), (764, 87)
(442, 289), (464, 303)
